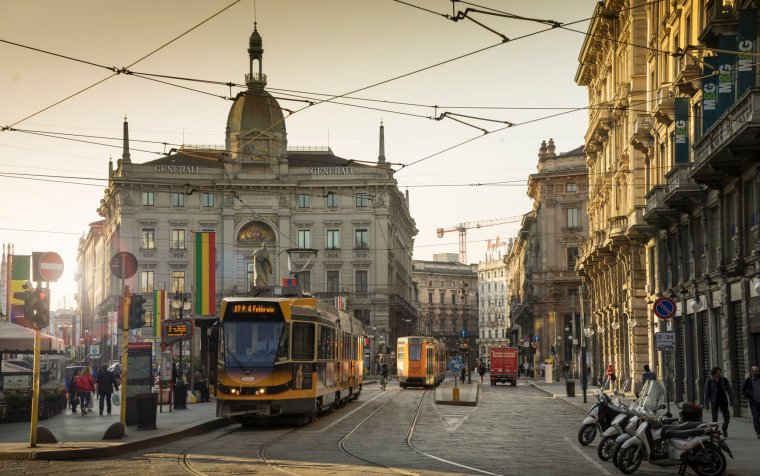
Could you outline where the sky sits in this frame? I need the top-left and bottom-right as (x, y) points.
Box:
(0, 0), (594, 310)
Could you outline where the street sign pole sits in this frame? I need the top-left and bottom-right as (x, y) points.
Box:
(119, 283), (129, 430)
(29, 324), (41, 447)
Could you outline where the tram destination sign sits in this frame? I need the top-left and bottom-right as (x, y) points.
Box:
(162, 319), (193, 345)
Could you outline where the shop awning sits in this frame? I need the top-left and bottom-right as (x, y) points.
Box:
(0, 320), (65, 354)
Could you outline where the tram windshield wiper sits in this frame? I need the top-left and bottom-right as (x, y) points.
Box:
(225, 343), (251, 375)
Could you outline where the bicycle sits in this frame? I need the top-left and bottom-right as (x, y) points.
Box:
(380, 375), (387, 390)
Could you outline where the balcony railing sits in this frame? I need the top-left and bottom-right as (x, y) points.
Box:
(664, 163), (704, 211)
(644, 185), (678, 228)
(607, 215), (628, 239)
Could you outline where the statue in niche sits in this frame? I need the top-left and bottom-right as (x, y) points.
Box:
(252, 242), (272, 287)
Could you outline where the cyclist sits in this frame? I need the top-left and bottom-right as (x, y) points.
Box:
(380, 363), (389, 390)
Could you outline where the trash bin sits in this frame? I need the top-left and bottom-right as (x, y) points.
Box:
(135, 393), (158, 430)
(174, 381), (188, 409)
(566, 380), (576, 397)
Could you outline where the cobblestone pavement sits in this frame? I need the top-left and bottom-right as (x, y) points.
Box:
(0, 379), (740, 475)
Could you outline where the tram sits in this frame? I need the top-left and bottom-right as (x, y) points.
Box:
(396, 336), (447, 388)
(214, 293), (363, 425)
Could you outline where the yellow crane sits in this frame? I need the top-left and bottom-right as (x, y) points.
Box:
(436, 215), (523, 264)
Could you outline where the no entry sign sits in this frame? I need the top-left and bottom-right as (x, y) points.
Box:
(653, 297), (676, 320)
(38, 252), (64, 282)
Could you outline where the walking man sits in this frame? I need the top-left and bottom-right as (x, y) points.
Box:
(741, 365), (760, 439)
(704, 367), (736, 437)
(96, 364), (118, 415)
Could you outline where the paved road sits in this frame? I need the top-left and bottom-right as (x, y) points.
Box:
(0, 379), (718, 475)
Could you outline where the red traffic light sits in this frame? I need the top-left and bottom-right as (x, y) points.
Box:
(38, 290), (46, 301)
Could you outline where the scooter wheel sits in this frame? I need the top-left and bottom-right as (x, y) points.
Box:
(617, 446), (642, 474)
(611, 440), (624, 467)
(691, 443), (726, 476)
(597, 435), (616, 461)
(577, 423), (596, 446)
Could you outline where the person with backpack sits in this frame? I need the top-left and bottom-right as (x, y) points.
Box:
(68, 368), (81, 413)
(96, 364), (118, 415)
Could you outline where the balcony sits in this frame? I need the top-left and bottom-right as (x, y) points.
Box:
(699, 0), (737, 44)
(644, 185), (679, 228)
(652, 85), (675, 125)
(692, 88), (760, 188)
(607, 215), (628, 242)
(625, 205), (655, 242)
(630, 113), (653, 154)
(674, 52), (703, 97)
(663, 163), (704, 212)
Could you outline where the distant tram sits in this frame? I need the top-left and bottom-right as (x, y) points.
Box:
(214, 293), (363, 426)
(396, 336), (447, 388)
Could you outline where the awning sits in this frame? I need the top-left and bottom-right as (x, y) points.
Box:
(0, 320), (65, 354)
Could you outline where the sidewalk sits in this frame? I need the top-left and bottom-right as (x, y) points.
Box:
(527, 379), (758, 475)
(0, 399), (227, 460)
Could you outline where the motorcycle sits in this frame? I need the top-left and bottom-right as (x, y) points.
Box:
(578, 389), (625, 445)
(616, 418), (732, 475)
(598, 409), (630, 461)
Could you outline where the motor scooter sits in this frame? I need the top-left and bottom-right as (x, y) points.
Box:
(616, 417), (732, 475)
(577, 388), (626, 445)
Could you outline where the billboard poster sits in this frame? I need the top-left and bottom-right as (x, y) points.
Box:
(702, 56), (719, 132)
(737, 9), (757, 96)
(716, 34), (737, 119)
(674, 97), (690, 163)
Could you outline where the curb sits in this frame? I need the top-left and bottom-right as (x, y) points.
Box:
(0, 417), (232, 461)
(526, 381), (589, 413)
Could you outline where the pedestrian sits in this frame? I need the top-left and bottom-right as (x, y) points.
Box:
(522, 361), (529, 377)
(703, 366), (736, 437)
(642, 364), (656, 384)
(606, 363), (617, 391)
(539, 362), (545, 378)
(77, 366), (95, 416)
(69, 368), (81, 413)
(96, 364), (118, 415)
(741, 365), (760, 439)
(478, 361), (486, 383)
(563, 363), (570, 380)
(194, 368), (210, 402)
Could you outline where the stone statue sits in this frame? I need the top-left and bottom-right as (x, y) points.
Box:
(252, 242), (273, 286)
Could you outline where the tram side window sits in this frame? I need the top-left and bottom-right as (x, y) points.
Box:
(292, 322), (315, 361)
(409, 344), (422, 361)
(318, 326), (336, 360)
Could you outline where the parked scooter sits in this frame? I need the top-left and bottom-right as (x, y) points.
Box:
(609, 379), (668, 467)
(616, 417), (732, 475)
(578, 385), (627, 446)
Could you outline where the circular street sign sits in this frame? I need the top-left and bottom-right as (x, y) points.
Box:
(110, 252), (138, 279)
(653, 297), (677, 320)
(533, 335), (540, 343)
(38, 251), (64, 282)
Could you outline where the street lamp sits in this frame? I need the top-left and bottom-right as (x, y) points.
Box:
(171, 293), (192, 380)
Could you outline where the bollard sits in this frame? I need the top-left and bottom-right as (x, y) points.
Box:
(453, 387), (460, 402)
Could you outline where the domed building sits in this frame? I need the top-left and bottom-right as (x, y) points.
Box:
(77, 22), (417, 373)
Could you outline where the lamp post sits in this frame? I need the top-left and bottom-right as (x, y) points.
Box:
(171, 293), (192, 380)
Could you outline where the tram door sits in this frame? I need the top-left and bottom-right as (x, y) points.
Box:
(427, 346), (433, 380)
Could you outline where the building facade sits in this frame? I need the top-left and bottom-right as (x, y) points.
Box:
(506, 141), (588, 373)
(412, 254), (479, 356)
(477, 248), (510, 365)
(76, 24), (417, 367)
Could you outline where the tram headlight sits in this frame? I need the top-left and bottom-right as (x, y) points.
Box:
(257, 388), (266, 395)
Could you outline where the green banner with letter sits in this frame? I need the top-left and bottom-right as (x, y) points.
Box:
(702, 56), (719, 133)
(737, 9), (757, 96)
(674, 97), (689, 164)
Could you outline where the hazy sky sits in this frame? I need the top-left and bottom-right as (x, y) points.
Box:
(0, 0), (594, 309)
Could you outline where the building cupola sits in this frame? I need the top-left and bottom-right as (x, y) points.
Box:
(246, 22), (266, 90)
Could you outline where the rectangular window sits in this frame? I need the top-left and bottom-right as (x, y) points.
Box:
(439, 290), (445, 304)
(142, 192), (154, 206)
(247, 263), (254, 292)
(202, 193), (215, 207)
(353, 309), (370, 326)
(326, 229), (340, 249)
(409, 344), (422, 361)
(297, 230), (311, 249)
(566, 183), (577, 192)
(326, 271), (340, 293)
(326, 192), (339, 208)
(743, 179), (757, 256)
(141, 229), (156, 250)
(292, 322), (315, 361)
(297, 194), (310, 208)
(355, 270), (368, 293)
(172, 271), (185, 294)
(451, 293), (456, 305)
(140, 271), (154, 293)
(318, 325), (336, 360)
(297, 271), (311, 291)
(354, 229), (368, 249)
(172, 192), (185, 207)
(356, 193), (369, 207)
(171, 229), (186, 250)
(726, 192), (736, 261)
(567, 246), (579, 270)
(567, 208), (579, 227)
(428, 292), (433, 304)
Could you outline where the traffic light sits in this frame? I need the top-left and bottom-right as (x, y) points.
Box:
(13, 290), (33, 320)
(32, 287), (50, 327)
(129, 293), (146, 329)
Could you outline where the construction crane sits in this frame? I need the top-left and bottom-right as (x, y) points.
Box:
(436, 215), (524, 264)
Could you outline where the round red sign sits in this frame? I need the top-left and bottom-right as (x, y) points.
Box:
(38, 252), (64, 282)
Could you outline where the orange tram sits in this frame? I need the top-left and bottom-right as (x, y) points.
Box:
(396, 336), (447, 388)
(214, 294), (364, 426)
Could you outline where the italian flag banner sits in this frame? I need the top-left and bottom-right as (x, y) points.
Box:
(194, 231), (216, 316)
(153, 290), (167, 338)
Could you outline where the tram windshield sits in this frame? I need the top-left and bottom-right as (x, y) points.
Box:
(223, 321), (289, 368)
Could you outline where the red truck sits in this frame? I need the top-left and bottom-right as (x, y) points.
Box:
(490, 347), (518, 386)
